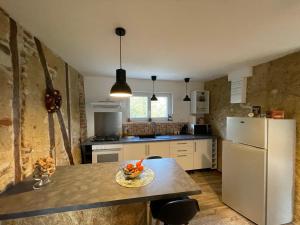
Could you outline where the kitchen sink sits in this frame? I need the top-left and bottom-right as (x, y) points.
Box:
(138, 134), (156, 139)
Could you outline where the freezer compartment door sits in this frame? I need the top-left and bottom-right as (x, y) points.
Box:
(222, 140), (266, 225)
(226, 117), (267, 148)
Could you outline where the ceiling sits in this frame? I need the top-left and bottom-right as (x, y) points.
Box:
(1, 0), (300, 81)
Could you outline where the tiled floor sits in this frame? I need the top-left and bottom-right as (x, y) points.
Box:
(153, 170), (295, 225)
(189, 170), (254, 225)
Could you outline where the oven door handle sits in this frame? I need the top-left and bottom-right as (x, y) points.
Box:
(93, 148), (122, 152)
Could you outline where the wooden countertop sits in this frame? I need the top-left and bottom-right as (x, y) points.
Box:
(0, 158), (201, 220)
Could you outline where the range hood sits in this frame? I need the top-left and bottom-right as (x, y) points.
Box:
(90, 101), (121, 109)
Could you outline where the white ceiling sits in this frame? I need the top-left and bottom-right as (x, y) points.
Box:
(1, 0), (300, 81)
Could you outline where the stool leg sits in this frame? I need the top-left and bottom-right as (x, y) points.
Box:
(147, 201), (152, 225)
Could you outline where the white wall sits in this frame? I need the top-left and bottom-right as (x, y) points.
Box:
(85, 76), (204, 137)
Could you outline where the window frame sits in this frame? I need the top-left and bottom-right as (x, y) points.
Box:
(129, 92), (173, 122)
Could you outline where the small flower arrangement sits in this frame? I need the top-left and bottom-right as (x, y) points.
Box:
(33, 156), (56, 178)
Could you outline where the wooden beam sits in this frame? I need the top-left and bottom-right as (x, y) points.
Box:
(65, 63), (72, 146)
(9, 18), (21, 182)
(34, 37), (74, 165)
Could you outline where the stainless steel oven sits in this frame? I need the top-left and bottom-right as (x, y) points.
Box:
(92, 144), (123, 163)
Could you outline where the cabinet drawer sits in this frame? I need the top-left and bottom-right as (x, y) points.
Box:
(170, 141), (194, 154)
(170, 148), (193, 154)
(171, 153), (193, 170)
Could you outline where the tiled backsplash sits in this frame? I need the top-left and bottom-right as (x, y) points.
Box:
(122, 122), (188, 136)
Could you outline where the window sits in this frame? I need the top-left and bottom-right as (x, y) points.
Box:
(129, 96), (148, 119)
(129, 93), (172, 121)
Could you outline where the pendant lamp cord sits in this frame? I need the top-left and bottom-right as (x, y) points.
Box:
(119, 36), (122, 69)
(153, 80), (155, 93)
(185, 82), (188, 95)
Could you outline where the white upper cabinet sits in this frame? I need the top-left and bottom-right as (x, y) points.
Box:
(191, 91), (209, 114)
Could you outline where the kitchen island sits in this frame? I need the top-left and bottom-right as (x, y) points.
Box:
(0, 158), (201, 225)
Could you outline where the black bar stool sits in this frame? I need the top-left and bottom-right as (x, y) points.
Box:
(147, 156), (162, 159)
(150, 197), (200, 225)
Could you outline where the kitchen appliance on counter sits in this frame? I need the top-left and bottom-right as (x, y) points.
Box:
(223, 117), (295, 225)
(92, 135), (120, 142)
(191, 124), (212, 135)
(180, 124), (189, 135)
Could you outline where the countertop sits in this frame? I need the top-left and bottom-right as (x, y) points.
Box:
(0, 158), (201, 220)
(82, 134), (214, 146)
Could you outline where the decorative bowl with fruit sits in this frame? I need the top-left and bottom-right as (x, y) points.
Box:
(122, 159), (144, 179)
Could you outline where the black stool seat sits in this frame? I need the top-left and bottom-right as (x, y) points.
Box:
(147, 156), (162, 159)
(150, 197), (200, 225)
(150, 197), (187, 218)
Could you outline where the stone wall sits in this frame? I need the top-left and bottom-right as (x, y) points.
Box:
(204, 51), (300, 222)
(0, 8), (87, 192)
(123, 122), (188, 136)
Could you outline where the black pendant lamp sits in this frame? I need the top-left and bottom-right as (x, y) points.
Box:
(183, 78), (191, 101)
(110, 27), (132, 97)
(151, 75), (158, 101)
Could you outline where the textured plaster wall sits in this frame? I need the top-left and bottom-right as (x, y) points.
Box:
(0, 8), (87, 192)
(0, 203), (147, 225)
(204, 51), (300, 222)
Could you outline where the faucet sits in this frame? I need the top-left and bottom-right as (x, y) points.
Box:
(151, 122), (157, 137)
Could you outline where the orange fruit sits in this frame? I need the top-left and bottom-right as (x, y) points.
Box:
(126, 164), (134, 170)
(138, 165), (144, 171)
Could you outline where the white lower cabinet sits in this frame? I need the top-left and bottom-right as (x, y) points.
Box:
(171, 153), (194, 170)
(148, 142), (170, 158)
(170, 141), (194, 170)
(123, 142), (170, 160)
(123, 143), (147, 161)
(123, 139), (213, 171)
(193, 139), (212, 169)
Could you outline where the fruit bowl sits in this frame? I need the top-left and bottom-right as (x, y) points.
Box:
(122, 159), (144, 179)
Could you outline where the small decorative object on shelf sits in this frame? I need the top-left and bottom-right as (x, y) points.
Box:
(33, 156), (56, 190)
(252, 106), (261, 117)
(45, 89), (62, 113)
(271, 110), (285, 119)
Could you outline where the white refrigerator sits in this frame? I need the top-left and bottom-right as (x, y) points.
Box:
(222, 117), (296, 225)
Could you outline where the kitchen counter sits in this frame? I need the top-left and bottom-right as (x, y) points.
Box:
(82, 134), (214, 146)
(0, 158), (201, 221)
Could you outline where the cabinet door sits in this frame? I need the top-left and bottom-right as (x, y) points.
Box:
(171, 153), (194, 170)
(148, 142), (170, 158)
(123, 143), (147, 161)
(194, 139), (212, 169)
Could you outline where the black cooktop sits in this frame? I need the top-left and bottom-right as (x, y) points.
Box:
(91, 135), (120, 142)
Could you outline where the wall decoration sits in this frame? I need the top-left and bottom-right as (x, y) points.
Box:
(45, 90), (62, 113)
